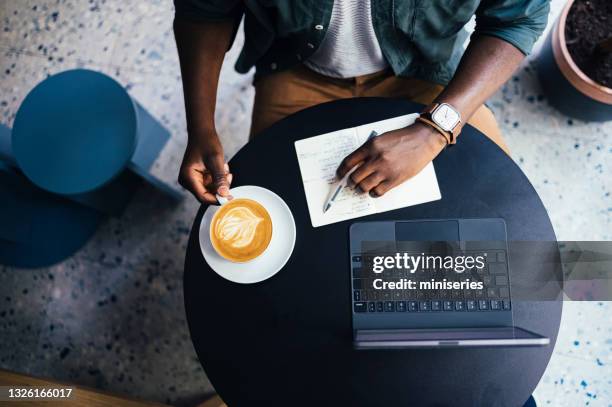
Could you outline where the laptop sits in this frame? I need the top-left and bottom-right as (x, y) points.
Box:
(350, 218), (549, 349)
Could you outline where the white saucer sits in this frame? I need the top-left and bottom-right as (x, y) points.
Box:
(199, 185), (296, 284)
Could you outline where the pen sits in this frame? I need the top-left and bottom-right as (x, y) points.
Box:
(323, 130), (378, 213)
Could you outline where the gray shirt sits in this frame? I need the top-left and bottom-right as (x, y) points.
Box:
(304, 0), (389, 78)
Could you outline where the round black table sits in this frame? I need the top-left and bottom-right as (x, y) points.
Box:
(184, 98), (562, 407)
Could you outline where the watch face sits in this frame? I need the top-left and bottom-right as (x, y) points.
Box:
(432, 103), (460, 132)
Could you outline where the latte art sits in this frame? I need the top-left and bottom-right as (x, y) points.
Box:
(215, 207), (264, 248)
(210, 198), (273, 262)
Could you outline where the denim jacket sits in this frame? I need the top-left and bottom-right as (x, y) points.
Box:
(174, 0), (549, 84)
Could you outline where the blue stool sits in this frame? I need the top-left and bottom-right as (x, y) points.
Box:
(11, 69), (181, 215)
(0, 161), (101, 268)
(0, 123), (14, 165)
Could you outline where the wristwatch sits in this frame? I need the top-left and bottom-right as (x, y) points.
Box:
(416, 102), (462, 145)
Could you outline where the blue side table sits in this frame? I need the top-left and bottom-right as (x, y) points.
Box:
(11, 69), (181, 215)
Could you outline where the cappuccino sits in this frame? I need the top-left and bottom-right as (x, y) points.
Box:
(210, 198), (273, 262)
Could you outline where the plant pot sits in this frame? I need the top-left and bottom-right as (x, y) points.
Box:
(536, 0), (612, 121)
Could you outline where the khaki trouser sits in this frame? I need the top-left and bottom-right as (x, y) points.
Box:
(250, 65), (509, 154)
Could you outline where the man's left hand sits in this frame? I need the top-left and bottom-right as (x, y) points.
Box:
(336, 122), (447, 197)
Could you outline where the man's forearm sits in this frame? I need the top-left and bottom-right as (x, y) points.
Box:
(174, 18), (234, 140)
(434, 35), (525, 128)
(174, 18), (236, 203)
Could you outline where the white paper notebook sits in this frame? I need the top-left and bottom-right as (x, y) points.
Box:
(294, 114), (442, 227)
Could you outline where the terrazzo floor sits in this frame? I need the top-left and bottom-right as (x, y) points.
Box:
(0, 0), (610, 406)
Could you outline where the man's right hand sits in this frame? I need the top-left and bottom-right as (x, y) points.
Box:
(178, 133), (233, 205)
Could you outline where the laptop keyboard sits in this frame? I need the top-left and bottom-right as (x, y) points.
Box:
(351, 249), (511, 313)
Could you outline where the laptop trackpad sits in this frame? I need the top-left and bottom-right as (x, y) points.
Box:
(395, 220), (460, 241)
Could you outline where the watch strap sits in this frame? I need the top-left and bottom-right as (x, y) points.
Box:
(416, 116), (453, 146)
(421, 103), (439, 115)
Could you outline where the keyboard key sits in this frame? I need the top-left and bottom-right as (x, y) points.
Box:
(353, 279), (362, 290)
(353, 290), (361, 301)
(455, 301), (465, 311)
(408, 301), (418, 312)
(487, 288), (498, 298)
(396, 301), (407, 312)
(478, 300), (489, 310)
(384, 301), (395, 312)
(499, 288), (510, 298)
(443, 301), (454, 311)
(352, 268), (362, 278)
(393, 291), (403, 300)
(368, 302), (376, 312)
(431, 300), (441, 311)
(382, 291), (392, 300)
(503, 300), (512, 310)
(490, 263), (507, 274)
(419, 301), (431, 311)
(466, 300), (477, 311)
(354, 302), (367, 313)
(352, 256), (362, 262)
(490, 300), (501, 310)
(497, 252), (506, 262)
(495, 275), (508, 286)
(376, 301), (384, 312)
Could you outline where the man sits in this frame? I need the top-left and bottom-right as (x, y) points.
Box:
(173, 0), (549, 204)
